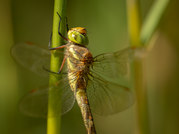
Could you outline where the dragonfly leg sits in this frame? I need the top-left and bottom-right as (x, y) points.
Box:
(49, 44), (66, 50)
(48, 32), (52, 49)
(48, 12), (69, 50)
(57, 12), (69, 41)
(48, 33), (67, 50)
(48, 31), (67, 50)
(58, 56), (66, 73)
(43, 57), (66, 74)
(65, 17), (69, 32)
(43, 66), (60, 74)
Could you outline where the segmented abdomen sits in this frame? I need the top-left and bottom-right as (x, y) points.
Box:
(75, 86), (96, 134)
(66, 45), (96, 134)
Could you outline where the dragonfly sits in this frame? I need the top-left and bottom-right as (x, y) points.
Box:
(11, 19), (136, 134)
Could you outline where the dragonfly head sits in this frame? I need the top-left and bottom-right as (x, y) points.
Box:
(68, 27), (89, 46)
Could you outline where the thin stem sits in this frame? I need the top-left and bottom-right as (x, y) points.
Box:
(47, 0), (67, 134)
(140, 0), (170, 44)
(126, 0), (150, 134)
(127, 0), (170, 134)
(132, 60), (150, 134)
(126, 0), (142, 47)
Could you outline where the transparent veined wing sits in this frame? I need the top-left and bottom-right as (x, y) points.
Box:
(92, 47), (135, 82)
(19, 76), (75, 118)
(11, 42), (63, 77)
(87, 72), (134, 116)
(86, 47), (137, 116)
(11, 42), (75, 117)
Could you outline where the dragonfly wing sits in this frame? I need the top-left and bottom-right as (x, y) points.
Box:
(92, 47), (135, 82)
(60, 77), (76, 115)
(87, 74), (134, 116)
(11, 42), (64, 77)
(19, 87), (49, 118)
(19, 77), (75, 118)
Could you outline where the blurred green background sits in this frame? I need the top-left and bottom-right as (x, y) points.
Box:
(0, 0), (179, 134)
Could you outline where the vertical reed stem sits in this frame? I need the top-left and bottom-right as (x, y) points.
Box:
(47, 0), (67, 134)
(126, 0), (150, 134)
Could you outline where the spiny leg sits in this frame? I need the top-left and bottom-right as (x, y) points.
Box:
(57, 12), (68, 41)
(48, 32), (52, 49)
(65, 16), (69, 32)
(47, 12), (70, 73)
(58, 56), (66, 73)
(48, 33), (67, 50)
(43, 56), (66, 74)
(48, 12), (69, 50)
(49, 44), (66, 50)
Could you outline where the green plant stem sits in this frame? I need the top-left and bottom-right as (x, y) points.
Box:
(140, 0), (170, 44)
(133, 60), (149, 134)
(126, 0), (150, 134)
(126, 0), (141, 47)
(47, 0), (67, 134)
(127, 0), (170, 133)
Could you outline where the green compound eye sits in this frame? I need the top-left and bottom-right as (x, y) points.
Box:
(68, 27), (89, 46)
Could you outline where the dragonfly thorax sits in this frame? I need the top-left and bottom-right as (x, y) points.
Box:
(66, 44), (93, 91)
(66, 44), (93, 71)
